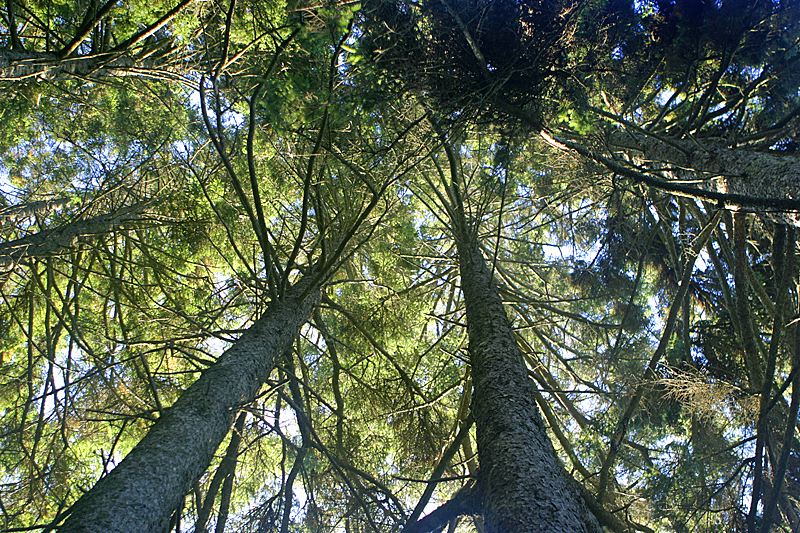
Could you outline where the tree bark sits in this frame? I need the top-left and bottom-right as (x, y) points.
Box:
(607, 131), (800, 224)
(57, 280), (320, 533)
(0, 50), (184, 82)
(0, 203), (148, 272)
(0, 197), (72, 228)
(456, 240), (601, 533)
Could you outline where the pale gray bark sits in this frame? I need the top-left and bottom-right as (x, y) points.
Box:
(456, 240), (601, 533)
(0, 49), (187, 82)
(1, 0), (194, 82)
(608, 131), (800, 225)
(58, 280), (320, 533)
(0, 197), (72, 228)
(0, 203), (148, 272)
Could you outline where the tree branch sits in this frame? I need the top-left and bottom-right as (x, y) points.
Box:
(403, 484), (481, 533)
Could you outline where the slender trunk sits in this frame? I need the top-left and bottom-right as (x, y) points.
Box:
(608, 131), (800, 224)
(58, 280), (320, 533)
(193, 412), (246, 533)
(456, 240), (601, 533)
(0, 203), (149, 271)
(0, 50), (183, 82)
(0, 197), (72, 228)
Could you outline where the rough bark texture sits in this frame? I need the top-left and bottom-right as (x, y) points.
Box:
(608, 131), (800, 225)
(0, 50), (185, 82)
(456, 241), (601, 533)
(0, 203), (148, 272)
(0, 197), (72, 227)
(58, 281), (320, 533)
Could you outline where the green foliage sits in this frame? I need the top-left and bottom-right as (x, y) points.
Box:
(1, 1), (800, 532)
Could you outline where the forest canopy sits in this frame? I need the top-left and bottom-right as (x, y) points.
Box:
(1, 0), (800, 532)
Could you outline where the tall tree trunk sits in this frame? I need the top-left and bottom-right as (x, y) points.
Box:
(0, 202), (149, 272)
(58, 280), (320, 533)
(0, 197), (72, 228)
(0, 50), (182, 82)
(456, 239), (601, 533)
(546, 130), (800, 225)
(607, 131), (800, 225)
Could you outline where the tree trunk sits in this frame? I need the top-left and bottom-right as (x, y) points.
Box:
(0, 203), (149, 273)
(58, 280), (320, 533)
(456, 240), (601, 533)
(608, 131), (800, 225)
(0, 197), (72, 228)
(0, 50), (182, 82)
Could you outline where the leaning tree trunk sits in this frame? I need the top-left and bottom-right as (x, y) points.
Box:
(0, 202), (151, 271)
(58, 280), (320, 533)
(0, 49), (189, 82)
(0, 197), (72, 228)
(0, 202), (153, 288)
(456, 239), (601, 533)
(607, 131), (800, 225)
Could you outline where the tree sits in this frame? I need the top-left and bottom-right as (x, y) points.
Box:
(362, 0), (800, 530)
(426, 126), (602, 532)
(58, 276), (321, 532)
(0, 5), (417, 529)
(3, 1), (800, 532)
(0, 0), (266, 82)
(0, 201), (153, 276)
